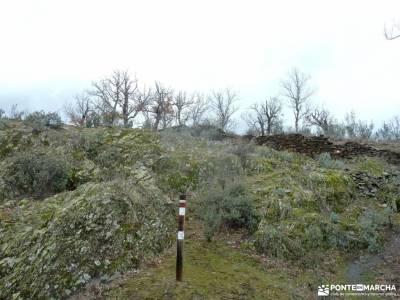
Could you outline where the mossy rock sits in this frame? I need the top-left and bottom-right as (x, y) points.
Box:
(0, 180), (174, 299)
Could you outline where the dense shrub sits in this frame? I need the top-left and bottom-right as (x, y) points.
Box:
(3, 151), (70, 198)
(254, 218), (353, 260)
(358, 210), (390, 252)
(70, 131), (104, 160)
(254, 207), (392, 260)
(205, 155), (243, 188)
(96, 146), (123, 167)
(254, 223), (303, 259)
(153, 155), (200, 193)
(0, 118), (8, 130)
(24, 111), (63, 130)
(354, 156), (386, 177)
(307, 170), (354, 212)
(200, 182), (260, 241)
(303, 224), (324, 249)
(189, 124), (224, 140)
(230, 142), (256, 170)
(317, 153), (344, 169)
(264, 197), (292, 222)
(323, 222), (358, 250)
(0, 180), (175, 299)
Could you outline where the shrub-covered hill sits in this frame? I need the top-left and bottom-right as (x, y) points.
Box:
(0, 121), (175, 299)
(0, 181), (174, 299)
(0, 121), (399, 299)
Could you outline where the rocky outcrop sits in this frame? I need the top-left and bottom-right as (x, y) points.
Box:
(255, 134), (400, 165)
(349, 171), (400, 198)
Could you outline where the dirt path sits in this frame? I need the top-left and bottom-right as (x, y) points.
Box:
(346, 233), (400, 285)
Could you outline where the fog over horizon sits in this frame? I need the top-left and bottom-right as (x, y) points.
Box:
(1, 0), (400, 131)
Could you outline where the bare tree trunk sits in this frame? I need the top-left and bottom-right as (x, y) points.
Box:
(151, 82), (174, 131)
(281, 68), (314, 132)
(210, 88), (238, 131)
(245, 97), (282, 136)
(174, 91), (194, 126)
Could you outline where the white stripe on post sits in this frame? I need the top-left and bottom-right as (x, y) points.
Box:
(179, 207), (186, 216)
(176, 195), (186, 281)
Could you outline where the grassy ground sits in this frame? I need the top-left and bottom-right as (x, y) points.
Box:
(101, 219), (349, 300)
(104, 236), (314, 299)
(84, 230), (400, 300)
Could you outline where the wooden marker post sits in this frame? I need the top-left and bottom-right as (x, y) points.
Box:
(176, 194), (186, 281)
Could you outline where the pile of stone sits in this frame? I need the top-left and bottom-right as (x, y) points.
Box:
(377, 149), (400, 165)
(255, 134), (334, 156)
(255, 134), (400, 166)
(332, 142), (379, 158)
(348, 171), (400, 197)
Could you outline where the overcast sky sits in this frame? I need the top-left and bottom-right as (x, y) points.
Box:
(0, 0), (399, 130)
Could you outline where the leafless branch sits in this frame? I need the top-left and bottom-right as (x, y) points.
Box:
(210, 88), (238, 131)
(281, 68), (314, 132)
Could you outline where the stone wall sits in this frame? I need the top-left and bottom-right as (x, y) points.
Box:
(255, 134), (400, 165)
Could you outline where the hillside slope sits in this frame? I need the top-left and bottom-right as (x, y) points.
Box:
(0, 122), (399, 299)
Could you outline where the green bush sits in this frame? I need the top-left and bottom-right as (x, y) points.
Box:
(329, 212), (340, 223)
(317, 153), (344, 170)
(253, 222), (303, 259)
(189, 124), (223, 140)
(200, 182), (260, 241)
(95, 145), (124, 180)
(354, 156), (386, 177)
(0, 118), (8, 130)
(307, 170), (354, 212)
(264, 198), (292, 222)
(255, 147), (276, 159)
(153, 155), (200, 193)
(23, 111), (63, 131)
(324, 222), (357, 250)
(70, 131), (104, 160)
(3, 151), (70, 199)
(303, 224), (324, 249)
(230, 142), (255, 170)
(203, 205), (222, 242)
(205, 155), (243, 188)
(358, 210), (390, 252)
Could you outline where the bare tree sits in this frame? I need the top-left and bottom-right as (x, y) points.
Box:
(356, 120), (374, 139)
(281, 68), (314, 132)
(64, 93), (92, 126)
(120, 71), (138, 128)
(9, 104), (25, 120)
(90, 70), (124, 126)
(148, 81), (174, 131)
(173, 91), (195, 126)
(243, 108), (264, 136)
(89, 70), (150, 127)
(190, 93), (209, 126)
(306, 106), (334, 134)
(138, 85), (153, 128)
(0, 108), (5, 119)
(210, 88), (238, 131)
(344, 111), (374, 139)
(119, 71), (153, 128)
(245, 97), (282, 136)
(388, 116), (400, 140)
(377, 115), (400, 140)
(344, 111), (357, 138)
